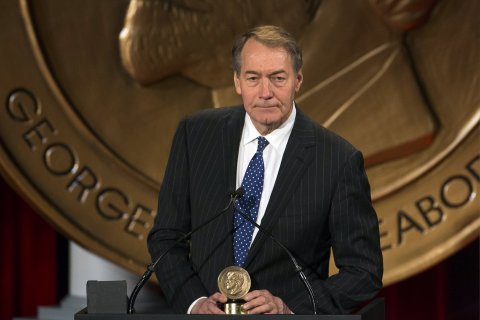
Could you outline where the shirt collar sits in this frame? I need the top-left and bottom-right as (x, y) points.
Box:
(243, 103), (296, 150)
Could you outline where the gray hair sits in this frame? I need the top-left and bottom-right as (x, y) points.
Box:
(232, 25), (303, 75)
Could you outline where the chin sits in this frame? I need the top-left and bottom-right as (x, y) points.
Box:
(258, 116), (280, 126)
(255, 108), (281, 119)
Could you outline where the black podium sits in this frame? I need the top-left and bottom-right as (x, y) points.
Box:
(75, 280), (384, 320)
(75, 298), (384, 320)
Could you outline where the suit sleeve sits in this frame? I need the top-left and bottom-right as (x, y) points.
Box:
(147, 118), (209, 313)
(289, 150), (383, 314)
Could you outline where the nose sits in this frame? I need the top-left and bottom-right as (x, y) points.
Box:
(259, 78), (273, 100)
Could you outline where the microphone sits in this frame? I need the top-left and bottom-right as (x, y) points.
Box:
(234, 187), (318, 314)
(127, 188), (244, 314)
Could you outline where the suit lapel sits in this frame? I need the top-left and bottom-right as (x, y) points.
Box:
(244, 109), (315, 267)
(221, 106), (245, 198)
(220, 106), (245, 266)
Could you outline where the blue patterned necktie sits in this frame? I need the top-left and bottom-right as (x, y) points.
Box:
(233, 136), (269, 266)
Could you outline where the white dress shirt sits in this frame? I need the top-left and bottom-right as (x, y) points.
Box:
(236, 105), (296, 244)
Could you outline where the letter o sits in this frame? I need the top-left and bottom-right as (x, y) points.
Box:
(43, 143), (77, 176)
(440, 175), (473, 208)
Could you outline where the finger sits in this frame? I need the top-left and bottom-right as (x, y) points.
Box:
(191, 297), (208, 314)
(207, 301), (225, 315)
(269, 297), (291, 314)
(209, 292), (228, 303)
(243, 294), (270, 312)
(243, 289), (271, 301)
(207, 293), (227, 314)
(266, 297), (285, 314)
(192, 298), (225, 314)
(245, 301), (278, 314)
(243, 291), (288, 314)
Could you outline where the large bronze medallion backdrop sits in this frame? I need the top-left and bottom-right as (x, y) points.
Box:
(0, 0), (478, 285)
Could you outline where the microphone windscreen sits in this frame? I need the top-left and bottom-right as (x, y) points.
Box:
(236, 187), (245, 197)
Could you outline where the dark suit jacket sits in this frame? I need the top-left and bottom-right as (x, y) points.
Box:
(148, 105), (383, 314)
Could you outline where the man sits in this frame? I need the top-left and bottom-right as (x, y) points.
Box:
(148, 25), (383, 314)
(225, 271), (245, 296)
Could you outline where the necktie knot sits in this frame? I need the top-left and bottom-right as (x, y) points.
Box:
(256, 136), (269, 153)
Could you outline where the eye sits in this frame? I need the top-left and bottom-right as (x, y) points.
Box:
(246, 76), (258, 81)
(271, 76), (287, 85)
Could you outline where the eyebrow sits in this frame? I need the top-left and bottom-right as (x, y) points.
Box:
(244, 70), (287, 76)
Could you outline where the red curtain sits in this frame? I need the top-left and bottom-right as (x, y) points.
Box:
(379, 236), (478, 319)
(0, 177), (59, 319)
(0, 176), (478, 319)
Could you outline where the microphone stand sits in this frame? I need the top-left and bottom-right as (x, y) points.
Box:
(233, 199), (318, 314)
(127, 189), (243, 314)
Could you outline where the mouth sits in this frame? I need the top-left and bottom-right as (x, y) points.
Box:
(255, 104), (278, 109)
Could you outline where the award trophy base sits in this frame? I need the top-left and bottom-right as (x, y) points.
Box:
(220, 299), (246, 315)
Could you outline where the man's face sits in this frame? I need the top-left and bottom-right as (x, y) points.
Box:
(226, 273), (242, 293)
(234, 39), (303, 134)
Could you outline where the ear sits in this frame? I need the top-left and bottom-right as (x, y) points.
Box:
(233, 72), (242, 95)
(295, 70), (303, 93)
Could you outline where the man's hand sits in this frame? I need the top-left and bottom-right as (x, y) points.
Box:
(242, 289), (292, 314)
(191, 292), (227, 314)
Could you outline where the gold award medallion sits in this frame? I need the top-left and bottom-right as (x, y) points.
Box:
(218, 266), (251, 300)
